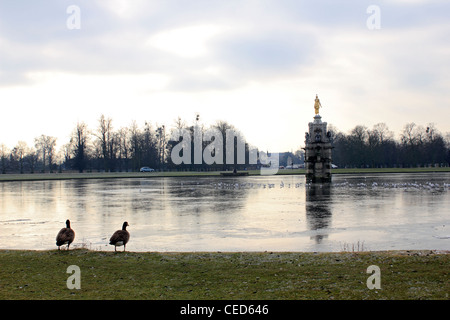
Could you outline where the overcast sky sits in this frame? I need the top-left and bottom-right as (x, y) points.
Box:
(0, 0), (449, 152)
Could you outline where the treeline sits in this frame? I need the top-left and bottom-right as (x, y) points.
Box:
(1, 118), (449, 174)
(0, 115), (260, 174)
(330, 122), (450, 168)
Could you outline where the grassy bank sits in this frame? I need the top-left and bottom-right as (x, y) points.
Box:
(0, 167), (449, 182)
(0, 249), (448, 300)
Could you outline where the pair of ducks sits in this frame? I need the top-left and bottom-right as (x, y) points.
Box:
(56, 220), (130, 252)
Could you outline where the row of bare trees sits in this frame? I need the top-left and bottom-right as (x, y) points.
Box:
(1, 118), (449, 174)
(64, 115), (257, 172)
(0, 114), (256, 174)
(0, 135), (57, 174)
(63, 115), (169, 173)
(330, 122), (450, 168)
(0, 115), (161, 174)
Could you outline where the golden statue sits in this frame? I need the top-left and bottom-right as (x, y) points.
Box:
(314, 94), (322, 115)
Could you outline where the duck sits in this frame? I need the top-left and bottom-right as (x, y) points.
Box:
(56, 219), (75, 250)
(109, 221), (130, 252)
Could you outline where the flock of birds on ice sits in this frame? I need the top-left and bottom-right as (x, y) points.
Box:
(206, 179), (450, 192)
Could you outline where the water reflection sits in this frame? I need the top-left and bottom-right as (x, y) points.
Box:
(165, 177), (250, 215)
(305, 183), (332, 244)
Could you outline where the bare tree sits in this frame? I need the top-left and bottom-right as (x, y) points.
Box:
(174, 116), (187, 130)
(425, 123), (438, 143)
(12, 141), (28, 173)
(350, 125), (368, 143)
(155, 124), (167, 170)
(34, 135), (57, 173)
(35, 135), (47, 172)
(214, 120), (247, 170)
(129, 120), (142, 171)
(71, 122), (89, 172)
(372, 123), (394, 144)
(26, 146), (38, 173)
(0, 144), (10, 174)
(96, 114), (114, 171)
(116, 127), (130, 172)
(141, 121), (158, 169)
(401, 122), (417, 146)
(414, 125), (426, 146)
(46, 137), (57, 173)
(348, 125), (369, 167)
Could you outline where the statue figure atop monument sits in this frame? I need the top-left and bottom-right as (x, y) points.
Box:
(314, 94), (322, 115)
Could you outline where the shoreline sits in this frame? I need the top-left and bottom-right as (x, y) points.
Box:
(1, 248), (449, 254)
(0, 167), (449, 182)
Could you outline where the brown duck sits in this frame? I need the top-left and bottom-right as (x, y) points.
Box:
(56, 219), (75, 250)
(109, 221), (130, 252)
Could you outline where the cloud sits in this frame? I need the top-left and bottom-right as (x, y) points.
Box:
(212, 29), (316, 79)
(0, 0), (449, 151)
(146, 25), (228, 59)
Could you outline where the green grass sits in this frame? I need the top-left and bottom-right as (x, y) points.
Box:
(0, 249), (448, 300)
(0, 167), (449, 182)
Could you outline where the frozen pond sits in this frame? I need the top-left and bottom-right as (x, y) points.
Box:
(0, 173), (449, 252)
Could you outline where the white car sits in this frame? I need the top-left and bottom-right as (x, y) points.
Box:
(140, 167), (155, 172)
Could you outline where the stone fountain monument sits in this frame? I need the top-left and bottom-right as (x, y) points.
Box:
(304, 95), (333, 183)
